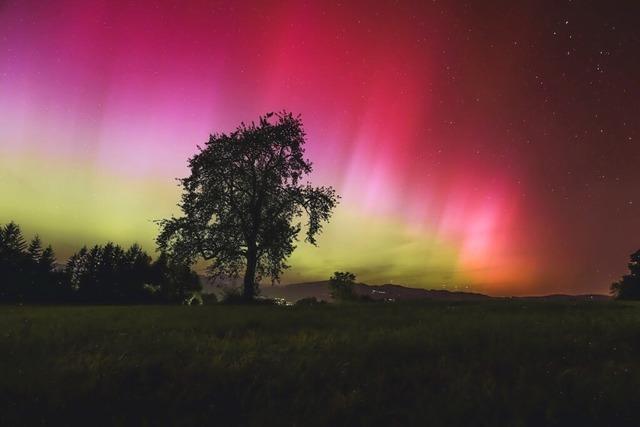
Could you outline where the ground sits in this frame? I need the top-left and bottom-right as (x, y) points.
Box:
(1, 301), (640, 426)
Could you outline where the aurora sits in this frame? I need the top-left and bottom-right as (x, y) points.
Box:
(0, 0), (637, 295)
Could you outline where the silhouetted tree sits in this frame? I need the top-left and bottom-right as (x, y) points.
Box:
(0, 223), (67, 302)
(611, 249), (640, 300)
(24, 236), (60, 301)
(39, 245), (56, 271)
(121, 244), (153, 302)
(24, 236), (42, 300)
(2, 222), (27, 253)
(27, 236), (43, 262)
(151, 252), (201, 303)
(38, 244), (67, 301)
(329, 271), (356, 301)
(0, 222), (29, 301)
(157, 112), (338, 300)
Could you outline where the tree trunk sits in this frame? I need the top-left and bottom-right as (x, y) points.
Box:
(243, 241), (257, 300)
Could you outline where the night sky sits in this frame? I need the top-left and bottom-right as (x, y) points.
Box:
(0, 0), (638, 295)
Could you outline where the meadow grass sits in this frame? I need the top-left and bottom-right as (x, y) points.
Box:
(1, 301), (640, 426)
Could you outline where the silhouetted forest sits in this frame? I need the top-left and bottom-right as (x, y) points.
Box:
(0, 221), (200, 304)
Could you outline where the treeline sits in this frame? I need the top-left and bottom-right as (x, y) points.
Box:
(0, 222), (200, 304)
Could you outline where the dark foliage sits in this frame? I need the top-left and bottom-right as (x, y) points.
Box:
(329, 271), (357, 301)
(0, 222), (68, 303)
(611, 249), (640, 300)
(157, 112), (338, 300)
(0, 221), (200, 304)
(66, 243), (200, 304)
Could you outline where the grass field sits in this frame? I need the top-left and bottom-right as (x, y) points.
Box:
(2, 301), (640, 426)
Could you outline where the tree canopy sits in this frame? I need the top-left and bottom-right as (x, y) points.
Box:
(329, 271), (357, 301)
(0, 222), (64, 302)
(611, 249), (640, 300)
(157, 112), (338, 300)
(0, 221), (201, 304)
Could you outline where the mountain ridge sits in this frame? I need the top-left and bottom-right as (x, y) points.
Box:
(256, 280), (610, 303)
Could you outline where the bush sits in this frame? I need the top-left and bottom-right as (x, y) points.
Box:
(329, 271), (357, 301)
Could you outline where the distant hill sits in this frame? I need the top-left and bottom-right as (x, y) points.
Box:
(260, 281), (334, 302)
(260, 281), (492, 302)
(510, 294), (611, 302)
(258, 281), (610, 303)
